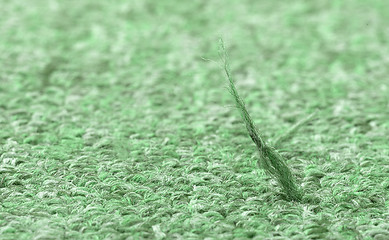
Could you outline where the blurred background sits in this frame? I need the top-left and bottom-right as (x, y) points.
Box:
(1, 0), (389, 163)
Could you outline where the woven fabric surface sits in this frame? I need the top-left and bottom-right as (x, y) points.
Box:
(1, 1), (388, 239)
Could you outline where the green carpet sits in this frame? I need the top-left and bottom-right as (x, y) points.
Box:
(1, 1), (388, 239)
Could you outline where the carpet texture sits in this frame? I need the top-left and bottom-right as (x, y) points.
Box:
(1, 0), (388, 239)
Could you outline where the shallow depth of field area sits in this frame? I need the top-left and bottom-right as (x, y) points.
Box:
(1, 1), (389, 239)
